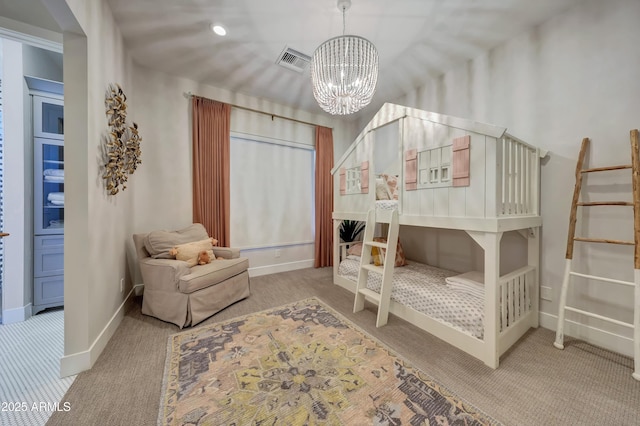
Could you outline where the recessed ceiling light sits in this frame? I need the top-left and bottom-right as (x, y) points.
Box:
(211, 24), (226, 36)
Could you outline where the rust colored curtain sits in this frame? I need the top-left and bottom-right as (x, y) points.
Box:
(192, 96), (231, 246)
(314, 126), (334, 267)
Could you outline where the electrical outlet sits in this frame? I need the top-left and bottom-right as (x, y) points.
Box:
(120, 278), (124, 293)
(275, 249), (281, 258)
(540, 286), (552, 301)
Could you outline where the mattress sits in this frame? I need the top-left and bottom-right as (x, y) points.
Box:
(339, 257), (485, 339)
(375, 200), (399, 211)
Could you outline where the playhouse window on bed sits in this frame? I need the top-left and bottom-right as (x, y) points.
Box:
(418, 145), (452, 188)
(346, 166), (361, 193)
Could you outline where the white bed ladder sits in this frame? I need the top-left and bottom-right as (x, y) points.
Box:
(353, 208), (400, 327)
(554, 130), (640, 381)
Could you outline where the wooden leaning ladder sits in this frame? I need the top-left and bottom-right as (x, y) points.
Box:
(554, 129), (640, 381)
(353, 208), (400, 328)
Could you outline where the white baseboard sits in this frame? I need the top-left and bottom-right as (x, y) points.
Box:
(2, 303), (32, 324)
(133, 284), (144, 296)
(59, 284), (143, 377)
(248, 259), (314, 277)
(539, 312), (633, 358)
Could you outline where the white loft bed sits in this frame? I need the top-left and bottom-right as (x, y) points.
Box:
(331, 103), (546, 369)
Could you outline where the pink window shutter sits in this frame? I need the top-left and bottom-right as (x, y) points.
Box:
(361, 161), (369, 193)
(339, 168), (346, 195)
(405, 149), (418, 191)
(452, 135), (470, 187)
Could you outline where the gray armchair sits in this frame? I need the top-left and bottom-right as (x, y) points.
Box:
(132, 224), (250, 328)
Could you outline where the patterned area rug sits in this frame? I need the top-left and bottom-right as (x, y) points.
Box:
(159, 298), (500, 425)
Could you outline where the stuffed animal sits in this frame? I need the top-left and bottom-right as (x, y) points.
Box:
(197, 250), (212, 265)
(168, 238), (217, 267)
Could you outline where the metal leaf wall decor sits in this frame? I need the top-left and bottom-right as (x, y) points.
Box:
(103, 83), (142, 195)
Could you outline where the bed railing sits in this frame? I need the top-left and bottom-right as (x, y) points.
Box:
(499, 265), (535, 331)
(498, 136), (540, 217)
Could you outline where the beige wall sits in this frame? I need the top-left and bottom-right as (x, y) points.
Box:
(130, 64), (355, 277)
(362, 0), (640, 355)
(40, 0), (135, 373)
(39, 0), (640, 371)
(34, 0), (357, 374)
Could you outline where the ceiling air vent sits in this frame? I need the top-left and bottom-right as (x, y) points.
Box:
(276, 46), (311, 73)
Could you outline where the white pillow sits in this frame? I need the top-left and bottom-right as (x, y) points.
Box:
(445, 270), (485, 286)
(346, 242), (363, 256)
(445, 271), (485, 299)
(375, 177), (390, 200)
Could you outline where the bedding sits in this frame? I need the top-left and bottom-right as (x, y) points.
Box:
(346, 242), (363, 256)
(382, 174), (399, 200)
(371, 237), (408, 267)
(445, 271), (485, 299)
(375, 177), (390, 200)
(339, 257), (485, 338)
(375, 200), (398, 210)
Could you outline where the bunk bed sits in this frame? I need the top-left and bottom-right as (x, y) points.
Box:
(331, 103), (546, 368)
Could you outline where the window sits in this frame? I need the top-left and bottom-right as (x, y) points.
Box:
(229, 134), (314, 249)
(345, 166), (361, 194)
(418, 145), (452, 188)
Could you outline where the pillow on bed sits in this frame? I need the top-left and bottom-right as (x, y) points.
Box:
(445, 270), (485, 286)
(347, 242), (363, 256)
(445, 271), (485, 299)
(382, 174), (399, 200)
(375, 177), (390, 200)
(371, 237), (408, 267)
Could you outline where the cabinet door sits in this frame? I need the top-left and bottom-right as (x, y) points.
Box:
(33, 275), (64, 307)
(33, 95), (64, 140)
(34, 138), (64, 235)
(34, 235), (64, 277)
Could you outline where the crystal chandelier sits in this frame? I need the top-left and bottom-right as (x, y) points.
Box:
(310, 0), (378, 115)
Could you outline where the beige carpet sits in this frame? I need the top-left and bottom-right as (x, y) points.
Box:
(48, 267), (640, 426)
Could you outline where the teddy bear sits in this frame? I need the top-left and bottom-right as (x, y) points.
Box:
(197, 250), (212, 265)
(168, 237), (218, 267)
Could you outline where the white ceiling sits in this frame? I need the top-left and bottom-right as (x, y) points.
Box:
(2, 0), (586, 120)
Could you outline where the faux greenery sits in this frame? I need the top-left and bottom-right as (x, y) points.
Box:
(339, 220), (366, 242)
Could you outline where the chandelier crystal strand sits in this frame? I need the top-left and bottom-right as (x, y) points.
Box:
(310, 1), (378, 115)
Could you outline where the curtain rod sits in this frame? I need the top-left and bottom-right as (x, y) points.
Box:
(184, 92), (332, 130)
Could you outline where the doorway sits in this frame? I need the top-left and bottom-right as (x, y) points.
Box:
(0, 50), (4, 323)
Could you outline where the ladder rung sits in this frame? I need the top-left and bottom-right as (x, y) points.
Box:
(573, 237), (634, 245)
(581, 164), (632, 173)
(361, 263), (384, 274)
(357, 288), (381, 302)
(564, 306), (634, 329)
(577, 201), (633, 206)
(364, 241), (387, 249)
(569, 271), (635, 287)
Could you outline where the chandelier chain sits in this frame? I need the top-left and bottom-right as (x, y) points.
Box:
(342, 6), (346, 35)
